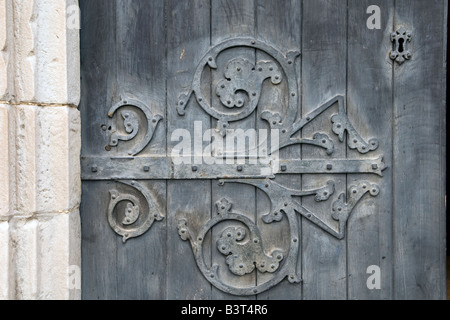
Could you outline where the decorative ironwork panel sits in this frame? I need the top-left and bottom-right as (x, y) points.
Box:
(82, 37), (387, 296)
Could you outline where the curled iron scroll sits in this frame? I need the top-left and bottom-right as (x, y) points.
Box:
(108, 180), (164, 243)
(107, 99), (163, 156)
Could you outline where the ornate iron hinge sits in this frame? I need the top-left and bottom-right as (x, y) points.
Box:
(82, 37), (387, 296)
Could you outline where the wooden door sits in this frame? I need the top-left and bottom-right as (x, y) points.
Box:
(79, 0), (447, 300)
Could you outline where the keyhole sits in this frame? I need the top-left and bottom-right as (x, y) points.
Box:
(398, 38), (405, 53)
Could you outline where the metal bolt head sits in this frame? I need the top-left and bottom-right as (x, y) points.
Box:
(280, 165), (287, 172)
(144, 166), (150, 172)
(372, 163), (378, 170)
(326, 164), (333, 170)
(192, 166), (198, 172)
(237, 165), (243, 172)
(91, 165), (98, 173)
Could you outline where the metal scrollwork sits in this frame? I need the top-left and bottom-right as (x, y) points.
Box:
(173, 37), (386, 295)
(108, 180), (164, 243)
(101, 37), (387, 297)
(177, 197), (301, 296)
(107, 99), (163, 156)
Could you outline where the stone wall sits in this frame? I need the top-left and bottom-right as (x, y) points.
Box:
(0, 0), (81, 299)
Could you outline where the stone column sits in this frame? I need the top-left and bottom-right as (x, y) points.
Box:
(0, 0), (81, 299)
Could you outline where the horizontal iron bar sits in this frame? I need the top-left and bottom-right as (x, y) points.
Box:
(81, 156), (385, 181)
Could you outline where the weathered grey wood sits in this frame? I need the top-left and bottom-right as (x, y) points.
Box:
(79, 0), (120, 300)
(166, 0), (212, 300)
(393, 0), (447, 300)
(255, 0), (302, 300)
(301, 0), (347, 300)
(113, 0), (168, 300)
(81, 182), (119, 299)
(210, 0), (257, 300)
(346, 0), (394, 300)
(78, 0), (447, 300)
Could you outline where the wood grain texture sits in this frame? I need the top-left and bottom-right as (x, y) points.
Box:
(255, 0), (302, 300)
(392, 0), (447, 300)
(210, 0), (257, 300)
(301, 0), (348, 300)
(346, 0), (394, 300)
(78, 0), (447, 300)
(166, 0), (212, 300)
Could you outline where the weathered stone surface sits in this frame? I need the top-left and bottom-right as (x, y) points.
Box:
(1, 0), (80, 105)
(4, 210), (81, 300)
(0, 104), (11, 217)
(10, 105), (81, 216)
(0, 0), (9, 100)
(0, 221), (11, 299)
(0, 0), (82, 300)
(35, 106), (81, 213)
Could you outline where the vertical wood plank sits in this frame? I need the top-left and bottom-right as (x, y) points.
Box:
(301, 0), (348, 300)
(256, 0), (303, 300)
(80, 182), (119, 299)
(393, 0), (447, 300)
(113, 0), (168, 300)
(346, 0), (394, 300)
(79, 0), (119, 300)
(210, 0), (257, 300)
(166, 0), (212, 300)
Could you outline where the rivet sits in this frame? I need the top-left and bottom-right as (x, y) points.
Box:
(237, 165), (243, 172)
(372, 164), (378, 170)
(281, 165), (287, 172)
(291, 92), (296, 97)
(91, 165), (98, 173)
(144, 166), (150, 172)
(326, 164), (333, 170)
(192, 166), (198, 172)
(293, 238), (298, 243)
